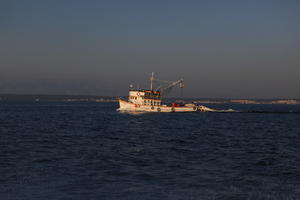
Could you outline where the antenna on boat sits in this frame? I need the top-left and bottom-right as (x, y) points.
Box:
(150, 72), (154, 91)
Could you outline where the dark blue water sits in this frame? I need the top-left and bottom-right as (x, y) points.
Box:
(1, 102), (300, 200)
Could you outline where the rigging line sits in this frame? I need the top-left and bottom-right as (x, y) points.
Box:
(152, 78), (173, 83)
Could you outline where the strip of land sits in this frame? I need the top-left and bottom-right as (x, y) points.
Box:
(191, 99), (300, 105)
(0, 94), (299, 104)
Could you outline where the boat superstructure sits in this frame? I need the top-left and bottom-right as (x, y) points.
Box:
(118, 73), (197, 112)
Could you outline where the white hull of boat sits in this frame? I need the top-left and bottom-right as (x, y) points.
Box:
(118, 99), (197, 113)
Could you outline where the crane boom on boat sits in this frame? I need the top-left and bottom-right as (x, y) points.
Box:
(149, 72), (184, 97)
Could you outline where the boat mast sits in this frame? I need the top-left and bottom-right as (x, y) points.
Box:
(150, 72), (154, 91)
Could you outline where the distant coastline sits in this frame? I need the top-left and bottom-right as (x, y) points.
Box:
(0, 94), (299, 105)
(0, 94), (119, 103)
(190, 99), (300, 105)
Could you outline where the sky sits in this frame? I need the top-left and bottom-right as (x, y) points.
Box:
(1, 0), (300, 98)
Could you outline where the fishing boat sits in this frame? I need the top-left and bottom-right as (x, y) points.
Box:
(118, 73), (198, 112)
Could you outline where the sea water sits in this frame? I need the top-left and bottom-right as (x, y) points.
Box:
(1, 102), (300, 199)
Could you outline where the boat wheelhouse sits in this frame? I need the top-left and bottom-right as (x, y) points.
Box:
(128, 90), (161, 106)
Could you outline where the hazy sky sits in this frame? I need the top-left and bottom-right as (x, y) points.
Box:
(1, 0), (300, 98)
